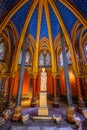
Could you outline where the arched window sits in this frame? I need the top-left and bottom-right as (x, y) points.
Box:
(39, 53), (44, 67)
(84, 44), (87, 61)
(18, 51), (22, 65)
(45, 53), (51, 67)
(0, 43), (5, 61)
(66, 50), (72, 65)
(25, 52), (30, 66)
(19, 51), (31, 66)
(59, 52), (63, 66)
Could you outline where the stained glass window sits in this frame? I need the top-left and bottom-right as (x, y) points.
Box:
(45, 53), (51, 66)
(25, 52), (30, 66)
(66, 50), (72, 64)
(19, 51), (31, 66)
(18, 51), (22, 65)
(84, 44), (87, 61)
(59, 53), (63, 66)
(39, 53), (44, 67)
(0, 43), (5, 60)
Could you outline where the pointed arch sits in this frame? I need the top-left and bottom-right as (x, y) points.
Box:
(0, 0), (28, 33)
(14, 0), (39, 72)
(59, 0), (87, 27)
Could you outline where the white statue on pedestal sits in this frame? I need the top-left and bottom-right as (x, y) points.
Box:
(40, 68), (47, 92)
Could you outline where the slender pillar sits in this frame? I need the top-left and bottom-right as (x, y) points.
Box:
(60, 29), (75, 123)
(6, 77), (15, 107)
(57, 77), (61, 101)
(76, 77), (85, 112)
(13, 36), (27, 121)
(4, 77), (9, 97)
(52, 75), (59, 107)
(16, 41), (27, 106)
(31, 0), (43, 107)
(82, 78), (87, 106)
(0, 77), (6, 92)
(31, 75), (37, 107)
(60, 32), (72, 107)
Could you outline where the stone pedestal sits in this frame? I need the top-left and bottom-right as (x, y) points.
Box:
(38, 92), (48, 116)
(66, 106), (75, 123)
(39, 92), (47, 107)
(38, 107), (48, 116)
(31, 97), (37, 107)
(13, 106), (22, 121)
(53, 98), (59, 108)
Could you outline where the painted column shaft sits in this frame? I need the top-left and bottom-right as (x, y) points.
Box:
(4, 77), (8, 96)
(1, 77), (6, 92)
(32, 77), (37, 97)
(82, 78), (87, 98)
(8, 77), (15, 101)
(53, 77), (57, 98)
(16, 38), (27, 106)
(60, 30), (72, 107)
(7, 77), (13, 101)
(76, 78), (84, 102)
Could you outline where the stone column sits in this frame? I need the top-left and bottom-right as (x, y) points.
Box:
(60, 29), (74, 123)
(4, 77), (9, 97)
(0, 77), (6, 92)
(13, 38), (27, 121)
(82, 78), (87, 106)
(57, 77), (61, 101)
(61, 35), (72, 107)
(5, 76), (15, 107)
(76, 77), (85, 112)
(31, 74), (37, 107)
(52, 74), (59, 107)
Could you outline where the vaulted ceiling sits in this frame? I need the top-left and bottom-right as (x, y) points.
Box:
(0, 0), (87, 42)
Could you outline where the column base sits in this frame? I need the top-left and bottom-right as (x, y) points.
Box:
(38, 107), (48, 116)
(52, 98), (59, 108)
(66, 106), (75, 123)
(84, 98), (87, 107)
(77, 101), (86, 113)
(31, 97), (37, 107)
(5, 100), (14, 109)
(12, 106), (22, 121)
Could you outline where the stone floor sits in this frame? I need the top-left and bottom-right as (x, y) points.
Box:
(0, 103), (86, 130)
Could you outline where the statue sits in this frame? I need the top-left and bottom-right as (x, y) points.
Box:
(40, 68), (47, 92)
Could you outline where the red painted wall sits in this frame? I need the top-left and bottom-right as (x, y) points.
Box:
(13, 69), (30, 96)
(60, 70), (77, 96)
(37, 71), (53, 94)
(8, 69), (77, 97)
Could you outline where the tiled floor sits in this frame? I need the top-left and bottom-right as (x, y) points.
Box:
(0, 102), (86, 130)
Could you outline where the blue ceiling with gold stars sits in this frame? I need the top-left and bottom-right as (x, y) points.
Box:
(0, 0), (87, 41)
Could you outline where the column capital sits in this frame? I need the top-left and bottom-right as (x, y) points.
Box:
(4, 71), (17, 78)
(51, 72), (57, 78)
(74, 71), (87, 78)
(32, 72), (38, 78)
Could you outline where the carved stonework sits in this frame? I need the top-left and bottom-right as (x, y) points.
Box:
(0, 62), (7, 75)
(38, 68), (48, 116)
(40, 68), (47, 92)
